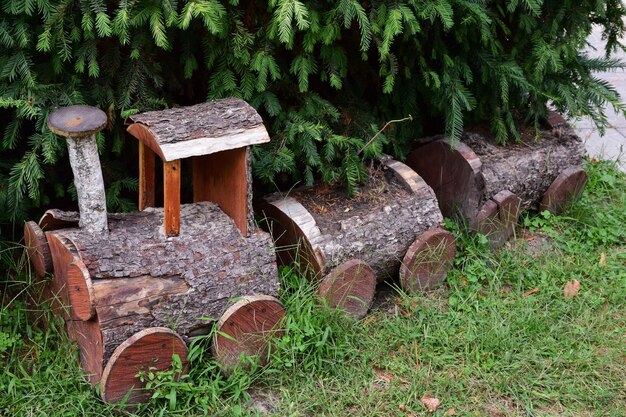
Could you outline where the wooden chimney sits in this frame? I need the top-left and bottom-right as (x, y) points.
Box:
(126, 98), (270, 237)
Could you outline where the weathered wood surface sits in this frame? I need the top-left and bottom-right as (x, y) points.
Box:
(100, 327), (189, 404)
(212, 296), (285, 373)
(48, 105), (107, 138)
(126, 99), (270, 161)
(38, 209), (131, 231)
(46, 202), (280, 370)
(259, 160), (445, 283)
(406, 123), (585, 232)
(24, 221), (52, 278)
(317, 259), (376, 319)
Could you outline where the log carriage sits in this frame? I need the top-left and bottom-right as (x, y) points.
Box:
(258, 157), (457, 319)
(405, 113), (588, 248)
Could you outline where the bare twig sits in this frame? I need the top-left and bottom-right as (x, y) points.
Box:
(358, 114), (413, 155)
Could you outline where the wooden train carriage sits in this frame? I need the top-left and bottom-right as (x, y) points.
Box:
(258, 157), (456, 319)
(406, 113), (587, 248)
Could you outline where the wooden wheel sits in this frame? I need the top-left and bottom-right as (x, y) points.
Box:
(472, 190), (521, 249)
(212, 296), (285, 373)
(24, 221), (52, 278)
(400, 228), (456, 292)
(540, 166), (588, 214)
(100, 327), (188, 404)
(318, 259), (376, 319)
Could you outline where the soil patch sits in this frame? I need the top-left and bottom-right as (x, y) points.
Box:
(291, 166), (410, 234)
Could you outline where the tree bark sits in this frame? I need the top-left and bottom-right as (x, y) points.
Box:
(259, 159), (445, 282)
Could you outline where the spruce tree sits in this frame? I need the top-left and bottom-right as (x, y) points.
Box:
(1, 0), (625, 228)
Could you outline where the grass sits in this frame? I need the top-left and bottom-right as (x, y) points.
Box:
(1, 160), (624, 416)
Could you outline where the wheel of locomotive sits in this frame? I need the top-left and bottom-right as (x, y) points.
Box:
(318, 259), (377, 320)
(100, 327), (189, 404)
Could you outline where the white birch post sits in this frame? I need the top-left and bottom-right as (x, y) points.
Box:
(48, 105), (109, 236)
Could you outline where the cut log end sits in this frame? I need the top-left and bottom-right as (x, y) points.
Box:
(66, 260), (95, 321)
(257, 197), (325, 278)
(100, 328), (188, 404)
(212, 296), (285, 373)
(24, 221), (52, 278)
(48, 105), (107, 138)
(317, 259), (376, 320)
(39, 209), (79, 231)
(46, 232), (95, 320)
(540, 166), (588, 214)
(406, 140), (483, 221)
(400, 228), (456, 292)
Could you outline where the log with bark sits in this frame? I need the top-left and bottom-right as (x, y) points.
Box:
(258, 158), (456, 318)
(405, 114), (587, 248)
(35, 202), (282, 403)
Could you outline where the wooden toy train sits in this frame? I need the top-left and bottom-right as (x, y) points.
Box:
(23, 101), (586, 404)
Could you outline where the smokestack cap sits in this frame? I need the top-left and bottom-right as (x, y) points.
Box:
(48, 105), (107, 139)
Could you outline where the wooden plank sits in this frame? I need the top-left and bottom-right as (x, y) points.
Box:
(127, 99), (270, 162)
(138, 142), (156, 211)
(163, 160), (181, 237)
(193, 148), (248, 236)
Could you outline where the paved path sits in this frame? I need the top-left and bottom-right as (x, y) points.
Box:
(573, 26), (626, 172)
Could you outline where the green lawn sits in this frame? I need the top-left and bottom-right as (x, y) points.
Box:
(1, 160), (624, 416)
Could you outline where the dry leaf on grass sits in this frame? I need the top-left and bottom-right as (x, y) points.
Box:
(523, 287), (539, 296)
(445, 409), (456, 416)
(420, 395), (441, 412)
(563, 280), (581, 299)
(599, 252), (606, 265)
(372, 367), (410, 388)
